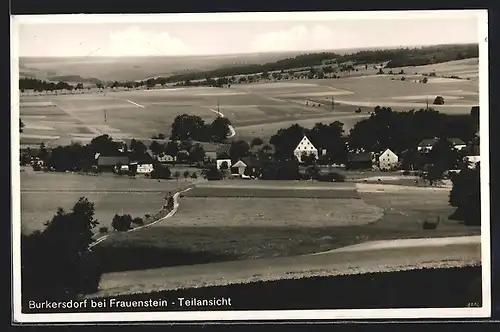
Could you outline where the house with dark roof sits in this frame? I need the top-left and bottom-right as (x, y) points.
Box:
(97, 155), (130, 172)
(346, 152), (374, 170)
(417, 138), (467, 153)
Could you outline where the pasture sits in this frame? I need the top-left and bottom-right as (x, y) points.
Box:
(18, 58), (479, 147)
(94, 179), (479, 273)
(20, 171), (192, 234)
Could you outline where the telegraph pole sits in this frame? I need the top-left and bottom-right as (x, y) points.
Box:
(217, 100), (220, 114)
(331, 97), (335, 111)
(426, 97), (429, 110)
(104, 109), (107, 122)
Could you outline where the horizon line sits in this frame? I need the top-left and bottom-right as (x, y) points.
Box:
(18, 42), (479, 59)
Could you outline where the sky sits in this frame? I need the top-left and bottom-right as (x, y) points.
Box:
(14, 11), (482, 57)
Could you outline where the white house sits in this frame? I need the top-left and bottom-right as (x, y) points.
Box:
(293, 135), (318, 162)
(464, 155), (480, 169)
(157, 153), (176, 163)
(136, 163), (154, 174)
(378, 149), (399, 170)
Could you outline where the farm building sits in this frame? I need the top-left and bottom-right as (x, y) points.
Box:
(293, 135), (318, 163)
(346, 152), (374, 170)
(417, 138), (467, 153)
(231, 156), (263, 177)
(378, 149), (399, 170)
(157, 153), (176, 163)
(97, 155), (130, 172)
(130, 153), (155, 174)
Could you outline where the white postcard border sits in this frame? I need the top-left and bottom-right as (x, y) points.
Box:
(11, 9), (491, 323)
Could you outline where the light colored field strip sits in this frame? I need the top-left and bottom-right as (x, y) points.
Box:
(209, 109), (236, 138)
(125, 100), (145, 108)
(51, 102), (102, 135)
(311, 235), (481, 255)
(91, 240), (480, 298)
(89, 187), (193, 248)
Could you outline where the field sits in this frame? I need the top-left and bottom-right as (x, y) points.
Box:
(18, 58), (479, 148)
(94, 179), (480, 274)
(20, 170), (194, 234)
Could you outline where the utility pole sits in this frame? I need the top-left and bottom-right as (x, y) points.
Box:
(217, 100), (220, 114)
(104, 109), (107, 122)
(426, 97), (429, 110)
(331, 97), (335, 111)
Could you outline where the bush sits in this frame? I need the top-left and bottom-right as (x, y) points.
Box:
(331, 172), (346, 182)
(111, 214), (133, 231)
(151, 164), (171, 180)
(144, 214), (151, 219)
(355, 108), (362, 113)
(401, 76), (406, 81)
(132, 217), (144, 226)
(205, 166), (223, 180)
(422, 77), (428, 83)
(433, 96), (445, 105)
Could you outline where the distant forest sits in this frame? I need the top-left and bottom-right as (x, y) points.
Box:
(19, 44), (478, 91)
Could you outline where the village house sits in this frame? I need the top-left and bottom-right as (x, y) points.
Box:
(378, 148), (399, 170)
(157, 153), (176, 163)
(293, 135), (318, 163)
(130, 153), (155, 174)
(97, 155), (130, 173)
(417, 137), (467, 153)
(346, 152), (374, 170)
(230, 156), (263, 178)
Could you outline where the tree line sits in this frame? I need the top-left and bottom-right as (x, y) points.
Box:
(166, 44), (478, 83)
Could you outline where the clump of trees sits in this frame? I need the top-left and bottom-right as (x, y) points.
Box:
(449, 163), (481, 225)
(170, 114), (232, 143)
(151, 164), (171, 180)
(111, 214), (133, 231)
(22, 198), (102, 302)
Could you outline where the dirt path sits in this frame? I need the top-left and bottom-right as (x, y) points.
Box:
(89, 186), (193, 248)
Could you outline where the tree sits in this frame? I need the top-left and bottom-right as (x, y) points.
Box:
(149, 141), (163, 156)
(251, 137), (264, 147)
(229, 140), (251, 160)
(89, 134), (120, 155)
(165, 141), (180, 158)
(190, 172), (198, 180)
(22, 198), (102, 301)
(422, 77), (428, 83)
(130, 139), (148, 155)
(210, 117), (231, 142)
(173, 170), (181, 183)
(433, 96), (445, 105)
(449, 163), (480, 225)
(19, 119), (25, 133)
(183, 170), (190, 181)
(151, 164), (171, 180)
(111, 214), (133, 231)
(38, 143), (49, 162)
(171, 114), (207, 141)
(189, 143), (206, 163)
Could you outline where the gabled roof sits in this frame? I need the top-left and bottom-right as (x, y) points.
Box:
(418, 137), (466, 147)
(294, 135), (317, 151)
(447, 138), (466, 145)
(347, 152), (373, 162)
(418, 138), (439, 147)
(97, 156), (129, 167)
(379, 148), (398, 158)
(240, 155), (262, 167)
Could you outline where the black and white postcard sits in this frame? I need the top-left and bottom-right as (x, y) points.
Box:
(11, 9), (490, 323)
